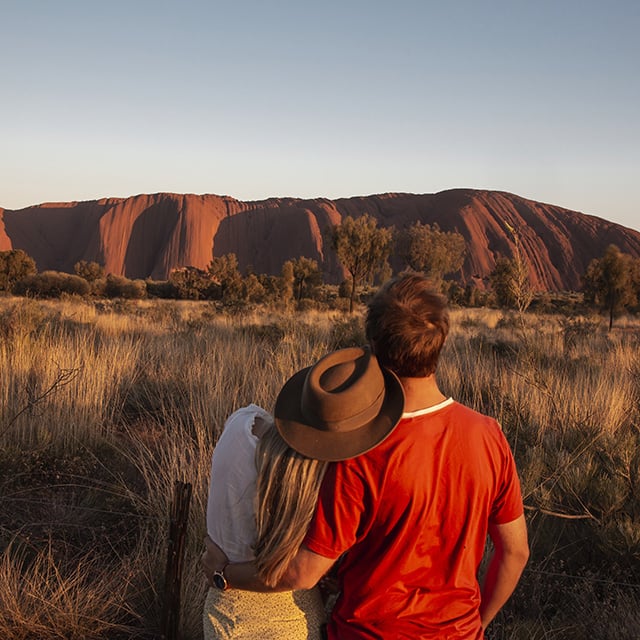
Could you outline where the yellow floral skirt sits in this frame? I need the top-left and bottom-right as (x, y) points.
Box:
(203, 586), (326, 640)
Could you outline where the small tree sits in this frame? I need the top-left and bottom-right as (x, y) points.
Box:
(0, 249), (37, 292)
(290, 257), (322, 300)
(490, 256), (518, 308)
(330, 214), (394, 313)
(243, 273), (266, 303)
(257, 273), (284, 305)
(583, 244), (639, 330)
(169, 266), (211, 300)
(207, 254), (243, 303)
(400, 222), (466, 289)
(280, 261), (295, 307)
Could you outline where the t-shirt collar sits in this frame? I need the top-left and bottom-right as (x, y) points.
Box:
(402, 397), (454, 419)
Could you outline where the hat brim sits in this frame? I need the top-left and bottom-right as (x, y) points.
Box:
(274, 366), (405, 461)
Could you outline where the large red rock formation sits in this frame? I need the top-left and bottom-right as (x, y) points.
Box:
(0, 208), (12, 251)
(1, 190), (639, 291)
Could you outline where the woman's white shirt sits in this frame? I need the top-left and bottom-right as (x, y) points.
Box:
(206, 404), (273, 563)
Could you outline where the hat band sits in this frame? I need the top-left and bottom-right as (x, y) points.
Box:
(302, 387), (385, 433)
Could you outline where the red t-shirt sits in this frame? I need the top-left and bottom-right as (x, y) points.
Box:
(304, 399), (524, 640)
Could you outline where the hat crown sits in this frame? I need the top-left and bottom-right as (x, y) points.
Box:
(274, 345), (404, 461)
(301, 348), (385, 432)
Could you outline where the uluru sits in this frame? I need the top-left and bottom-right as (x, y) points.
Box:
(1, 189), (639, 292)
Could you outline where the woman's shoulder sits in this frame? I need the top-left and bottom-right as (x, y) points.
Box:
(223, 404), (274, 440)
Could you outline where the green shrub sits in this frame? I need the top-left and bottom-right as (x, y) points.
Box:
(145, 279), (180, 299)
(13, 271), (90, 298)
(105, 274), (147, 299)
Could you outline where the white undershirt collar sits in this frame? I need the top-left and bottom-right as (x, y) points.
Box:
(402, 397), (454, 418)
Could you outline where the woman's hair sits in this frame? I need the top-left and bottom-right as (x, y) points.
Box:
(253, 425), (328, 587)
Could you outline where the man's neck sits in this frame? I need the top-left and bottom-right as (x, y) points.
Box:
(398, 375), (447, 413)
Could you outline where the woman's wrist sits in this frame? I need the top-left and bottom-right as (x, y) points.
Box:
(212, 561), (231, 590)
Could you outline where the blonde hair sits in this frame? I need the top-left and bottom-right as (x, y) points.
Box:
(254, 426), (328, 587)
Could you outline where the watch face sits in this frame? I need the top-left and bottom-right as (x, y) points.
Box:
(213, 572), (227, 590)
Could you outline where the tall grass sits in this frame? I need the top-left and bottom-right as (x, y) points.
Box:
(442, 310), (640, 639)
(1, 296), (639, 638)
(0, 541), (143, 640)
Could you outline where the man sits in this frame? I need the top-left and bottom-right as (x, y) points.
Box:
(203, 273), (529, 639)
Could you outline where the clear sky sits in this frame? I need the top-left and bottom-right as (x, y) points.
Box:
(2, 0), (639, 231)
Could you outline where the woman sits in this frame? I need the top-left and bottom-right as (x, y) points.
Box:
(203, 404), (328, 639)
(203, 347), (405, 639)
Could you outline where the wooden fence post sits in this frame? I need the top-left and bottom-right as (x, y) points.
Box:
(160, 480), (192, 640)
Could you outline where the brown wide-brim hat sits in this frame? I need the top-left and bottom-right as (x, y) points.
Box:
(274, 347), (405, 461)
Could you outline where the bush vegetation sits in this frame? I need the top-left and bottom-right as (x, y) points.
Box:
(13, 271), (91, 298)
(2, 240), (638, 325)
(0, 296), (639, 638)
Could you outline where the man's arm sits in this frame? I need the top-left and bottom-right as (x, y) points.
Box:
(201, 535), (335, 592)
(479, 514), (529, 630)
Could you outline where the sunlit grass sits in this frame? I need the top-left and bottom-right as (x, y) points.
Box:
(1, 296), (639, 638)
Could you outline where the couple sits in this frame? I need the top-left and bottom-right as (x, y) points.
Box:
(202, 273), (529, 639)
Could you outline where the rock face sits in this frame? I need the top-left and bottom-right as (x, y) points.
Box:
(1, 189), (639, 291)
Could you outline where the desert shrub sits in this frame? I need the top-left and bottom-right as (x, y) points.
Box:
(74, 260), (105, 283)
(337, 280), (351, 298)
(0, 299), (48, 342)
(460, 284), (493, 307)
(559, 315), (604, 355)
(445, 281), (466, 305)
(13, 271), (90, 298)
(243, 273), (266, 303)
(0, 250), (37, 292)
(254, 273), (284, 305)
(330, 297), (351, 313)
(168, 267), (216, 300)
(296, 298), (330, 312)
(105, 274), (147, 299)
(89, 276), (107, 297)
(311, 284), (339, 306)
(145, 279), (180, 299)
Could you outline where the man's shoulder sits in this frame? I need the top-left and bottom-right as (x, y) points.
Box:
(405, 399), (499, 428)
(448, 400), (498, 424)
(415, 401), (506, 444)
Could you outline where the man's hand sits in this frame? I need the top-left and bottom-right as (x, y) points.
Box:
(201, 535), (229, 588)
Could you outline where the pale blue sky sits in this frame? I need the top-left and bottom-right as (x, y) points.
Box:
(1, 0), (639, 231)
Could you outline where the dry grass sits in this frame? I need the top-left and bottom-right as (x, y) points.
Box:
(1, 296), (639, 638)
(0, 541), (143, 640)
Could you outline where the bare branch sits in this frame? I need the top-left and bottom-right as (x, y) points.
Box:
(0, 365), (83, 441)
(524, 504), (600, 522)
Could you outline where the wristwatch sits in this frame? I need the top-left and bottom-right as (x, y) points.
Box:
(212, 563), (230, 590)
